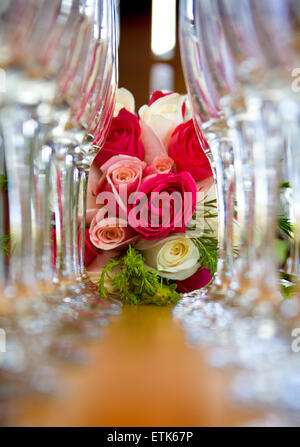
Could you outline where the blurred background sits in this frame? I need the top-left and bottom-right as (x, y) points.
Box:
(118, 0), (186, 109)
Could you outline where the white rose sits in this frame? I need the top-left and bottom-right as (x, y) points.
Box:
(114, 87), (135, 116)
(138, 234), (200, 280)
(139, 93), (185, 148)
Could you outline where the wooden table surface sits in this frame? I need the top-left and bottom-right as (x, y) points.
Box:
(8, 305), (264, 427)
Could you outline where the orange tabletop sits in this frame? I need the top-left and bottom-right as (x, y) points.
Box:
(8, 305), (265, 427)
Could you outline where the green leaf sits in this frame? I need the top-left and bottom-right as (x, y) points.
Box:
(277, 215), (293, 239)
(191, 236), (218, 276)
(188, 193), (217, 238)
(0, 174), (7, 193)
(279, 181), (290, 189)
(279, 271), (296, 299)
(98, 258), (120, 297)
(0, 234), (11, 255)
(97, 245), (180, 306)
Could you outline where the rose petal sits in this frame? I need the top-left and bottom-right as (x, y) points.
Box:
(114, 87), (135, 116)
(196, 176), (215, 196)
(139, 93), (185, 148)
(148, 90), (172, 106)
(176, 268), (212, 292)
(86, 208), (99, 226)
(140, 119), (168, 165)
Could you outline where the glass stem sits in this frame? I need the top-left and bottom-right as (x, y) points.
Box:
(227, 113), (256, 292)
(209, 137), (235, 288)
(281, 98), (300, 279)
(252, 101), (281, 292)
(0, 140), (6, 293)
(54, 148), (76, 282)
(229, 96), (282, 302)
(78, 168), (88, 280)
(1, 105), (38, 293)
(35, 144), (55, 285)
(71, 165), (80, 280)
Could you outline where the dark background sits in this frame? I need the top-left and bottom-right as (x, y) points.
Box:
(119, 0), (186, 109)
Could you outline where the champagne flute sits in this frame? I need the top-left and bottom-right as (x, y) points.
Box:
(0, 0), (88, 395)
(176, 0), (284, 351)
(46, 0), (120, 315)
(0, 0), (117, 396)
(179, 0), (237, 302)
(0, 0), (94, 302)
(205, 0), (300, 372)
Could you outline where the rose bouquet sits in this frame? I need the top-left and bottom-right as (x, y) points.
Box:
(84, 88), (218, 305)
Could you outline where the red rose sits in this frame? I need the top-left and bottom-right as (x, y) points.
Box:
(176, 268), (212, 293)
(168, 119), (212, 182)
(148, 90), (172, 106)
(94, 108), (144, 166)
(128, 172), (198, 240)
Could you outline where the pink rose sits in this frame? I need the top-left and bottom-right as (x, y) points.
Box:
(128, 172), (198, 240)
(89, 207), (138, 251)
(96, 155), (146, 214)
(143, 155), (174, 178)
(139, 119), (169, 165)
(94, 108), (144, 166)
(168, 119), (212, 182)
(151, 156), (174, 174)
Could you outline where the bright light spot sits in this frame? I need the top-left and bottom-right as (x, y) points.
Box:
(151, 0), (176, 59)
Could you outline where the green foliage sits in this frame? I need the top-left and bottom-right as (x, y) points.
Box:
(191, 236), (218, 276)
(279, 181), (290, 189)
(0, 234), (11, 255)
(278, 181), (293, 239)
(98, 245), (180, 306)
(189, 193), (218, 235)
(202, 197), (218, 227)
(0, 174), (7, 193)
(279, 271), (296, 299)
(277, 215), (293, 239)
